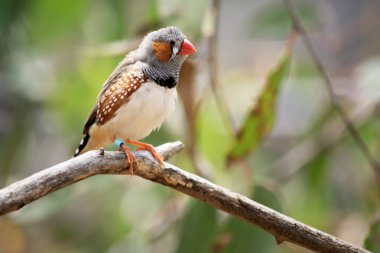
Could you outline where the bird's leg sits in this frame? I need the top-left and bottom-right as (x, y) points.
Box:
(126, 139), (164, 166)
(114, 139), (137, 175)
(121, 144), (137, 175)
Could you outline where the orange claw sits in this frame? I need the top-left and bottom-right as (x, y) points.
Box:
(120, 143), (137, 175)
(126, 139), (164, 166)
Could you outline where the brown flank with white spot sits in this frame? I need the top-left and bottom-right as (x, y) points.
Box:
(96, 71), (148, 125)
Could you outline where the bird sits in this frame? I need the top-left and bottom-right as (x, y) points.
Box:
(73, 27), (196, 172)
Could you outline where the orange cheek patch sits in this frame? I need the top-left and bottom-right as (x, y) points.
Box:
(152, 42), (172, 62)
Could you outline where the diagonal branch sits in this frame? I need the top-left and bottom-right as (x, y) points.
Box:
(283, 0), (380, 199)
(0, 141), (369, 253)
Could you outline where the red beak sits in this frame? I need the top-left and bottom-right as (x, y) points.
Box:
(179, 39), (197, 55)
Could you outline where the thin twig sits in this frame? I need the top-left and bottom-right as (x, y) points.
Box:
(270, 104), (374, 182)
(83, 39), (140, 57)
(208, 0), (237, 135)
(270, 113), (347, 182)
(283, 0), (380, 197)
(0, 141), (370, 252)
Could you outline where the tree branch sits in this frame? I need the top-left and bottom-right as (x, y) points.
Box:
(0, 141), (369, 253)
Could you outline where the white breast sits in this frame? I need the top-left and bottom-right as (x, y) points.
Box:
(88, 81), (177, 149)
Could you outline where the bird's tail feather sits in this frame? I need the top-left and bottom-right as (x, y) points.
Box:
(73, 133), (90, 157)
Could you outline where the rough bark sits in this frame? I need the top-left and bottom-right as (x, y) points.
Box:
(0, 141), (369, 253)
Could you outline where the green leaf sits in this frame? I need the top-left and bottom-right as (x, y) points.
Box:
(175, 200), (218, 253)
(365, 220), (380, 252)
(227, 35), (294, 164)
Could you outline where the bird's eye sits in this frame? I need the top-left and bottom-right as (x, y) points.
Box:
(169, 40), (175, 47)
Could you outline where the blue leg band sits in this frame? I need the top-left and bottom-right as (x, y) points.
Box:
(114, 139), (125, 148)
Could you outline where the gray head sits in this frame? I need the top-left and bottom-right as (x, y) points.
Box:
(136, 27), (196, 88)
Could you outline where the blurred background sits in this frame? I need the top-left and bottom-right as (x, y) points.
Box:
(1, 0), (380, 252)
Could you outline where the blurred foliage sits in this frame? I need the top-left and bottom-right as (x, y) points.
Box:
(219, 185), (282, 253)
(365, 219), (380, 252)
(175, 201), (217, 253)
(1, 0), (380, 253)
(249, 1), (320, 38)
(227, 35), (293, 164)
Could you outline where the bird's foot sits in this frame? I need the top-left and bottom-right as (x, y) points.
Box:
(126, 139), (164, 166)
(114, 139), (137, 175)
(121, 144), (137, 175)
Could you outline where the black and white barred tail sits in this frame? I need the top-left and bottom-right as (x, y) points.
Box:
(73, 133), (90, 157)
